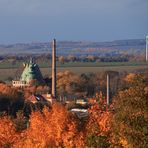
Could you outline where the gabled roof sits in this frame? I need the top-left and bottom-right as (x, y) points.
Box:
(27, 94), (47, 103)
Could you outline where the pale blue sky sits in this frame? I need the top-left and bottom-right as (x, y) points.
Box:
(0, 0), (148, 44)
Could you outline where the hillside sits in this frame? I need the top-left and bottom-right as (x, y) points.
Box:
(0, 39), (146, 56)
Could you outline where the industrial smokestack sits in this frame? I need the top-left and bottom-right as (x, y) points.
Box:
(107, 74), (110, 105)
(146, 36), (148, 62)
(52, 39), (56, 98)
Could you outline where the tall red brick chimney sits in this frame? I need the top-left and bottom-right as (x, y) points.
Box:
(52, 39), (56, 98)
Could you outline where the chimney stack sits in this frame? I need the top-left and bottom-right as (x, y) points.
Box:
(52, 39), (56, 98)
(146, 36), (148, 62)
(107, 74), (110, 105)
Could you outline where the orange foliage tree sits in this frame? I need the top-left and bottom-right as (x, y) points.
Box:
(14, 103), (85, 148)
(0, 83), (21, 100)
(85, 99), (113, 147)
(0, 116), (19, 147)
(0, 83), (23, 115)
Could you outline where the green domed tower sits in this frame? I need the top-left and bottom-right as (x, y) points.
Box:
(20, 59), (44, 85)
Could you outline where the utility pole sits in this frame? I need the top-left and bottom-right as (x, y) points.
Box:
(52, 39), (56, 98)
(107, 74), (110, 105)
(146, 36), (148, 62)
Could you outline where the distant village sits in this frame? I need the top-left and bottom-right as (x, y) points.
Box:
(11, 39), (92, 118)
(0, 39), (147, 147)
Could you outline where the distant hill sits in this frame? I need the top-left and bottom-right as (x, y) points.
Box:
(0, 39), (146, 56)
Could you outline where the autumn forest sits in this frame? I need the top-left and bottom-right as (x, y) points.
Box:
(0, 70), (148, 147)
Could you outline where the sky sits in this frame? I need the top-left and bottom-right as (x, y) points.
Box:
(0, 0), (148, 44)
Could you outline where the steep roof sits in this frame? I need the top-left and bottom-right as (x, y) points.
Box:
(20, 59), (44, 84)
(27, 94), (47, 103)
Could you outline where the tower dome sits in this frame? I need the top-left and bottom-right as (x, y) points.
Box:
(20, 59), (44, 85)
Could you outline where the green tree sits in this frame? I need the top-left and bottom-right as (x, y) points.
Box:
(111, 73), (148, 147)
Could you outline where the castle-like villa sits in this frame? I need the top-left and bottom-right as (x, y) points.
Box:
(12, 59), (44, 87)
(12, 39), (57, 99)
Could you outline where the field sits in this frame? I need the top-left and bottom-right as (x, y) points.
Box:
(0, 61), (148, 69)
(0, 61), (148, 82)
